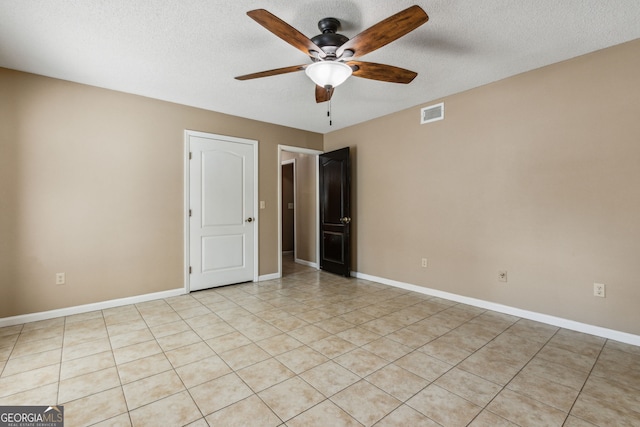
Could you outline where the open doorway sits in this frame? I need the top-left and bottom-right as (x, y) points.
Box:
(281, 160), (295, 255)
(278, 145), (323, 277)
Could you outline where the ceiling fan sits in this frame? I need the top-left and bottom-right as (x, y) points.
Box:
(235, 6), (429, 103)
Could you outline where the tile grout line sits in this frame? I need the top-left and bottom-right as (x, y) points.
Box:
(373, 307), (494, 425)
(562, 337), (608, 425)
(118, 303), (145, 426)
(0, 324), (24, 381)
(170, 316), (209, 425)
(56, 315), (70, 408)
(1, 271), (637, 426)
(219, 279), (376, 425)
(466, 325), (558, 425)
(170, 292), (288, 425)
(212, 319), (289, 426)
(271, 294), (461, 425)
(85, 308), (129, 427)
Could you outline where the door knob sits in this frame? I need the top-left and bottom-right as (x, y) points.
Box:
(339, 217), (351, 224)
(246, 217), (254, 222)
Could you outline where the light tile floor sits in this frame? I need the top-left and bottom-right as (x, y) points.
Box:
(1, 260), (639, 426)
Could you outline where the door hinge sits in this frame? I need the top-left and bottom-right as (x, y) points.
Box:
(189, 209), (192, 217)
(189, 266), (192, 274)
(189, 152), (192, 160)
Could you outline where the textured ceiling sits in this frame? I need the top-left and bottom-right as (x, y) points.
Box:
(1, 1), (639, 134)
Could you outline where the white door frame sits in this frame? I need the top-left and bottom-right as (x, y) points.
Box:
(184, 130), (259, 292)
(277, 145), (323, 278)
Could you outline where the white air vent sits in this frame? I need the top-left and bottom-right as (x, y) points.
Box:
(420, 102), (444, 124)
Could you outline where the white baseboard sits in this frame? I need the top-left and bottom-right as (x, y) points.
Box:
(352, 271), (640, 347)
(0, 288), (186, 328)
(295, 258), (318, 269)
(6, 271), (637, 347)
(259, 273), (280, 281)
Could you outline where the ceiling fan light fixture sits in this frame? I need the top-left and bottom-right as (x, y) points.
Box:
(305, 61), (352, 88)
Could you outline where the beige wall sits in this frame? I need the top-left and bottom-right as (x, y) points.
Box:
(324, 39), (640, 335)
(281, 151), (317, 264)
(0, 68), (322, 317)
(3, 40), (639, 336)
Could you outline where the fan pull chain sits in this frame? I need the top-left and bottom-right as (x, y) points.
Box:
(328, 98), (332, 126)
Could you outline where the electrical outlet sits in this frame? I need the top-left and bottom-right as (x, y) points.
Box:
(421, 258), (428, 268)
(594, 283), (606, 298)
(498, 270), (507, 282)
(55, 272), (65, 285)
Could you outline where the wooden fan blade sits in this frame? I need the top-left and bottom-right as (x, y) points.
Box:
(235, 64), (306, 80)
(336, 5), (428, 58)
(247, 9), (326, 58)
(315, 85), (334, 103)
(347, 61), (417, 84)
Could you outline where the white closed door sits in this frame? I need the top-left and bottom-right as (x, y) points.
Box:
(187, 131), (257, 291)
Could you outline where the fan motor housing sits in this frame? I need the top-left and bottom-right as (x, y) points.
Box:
(311, 17), (348, 57)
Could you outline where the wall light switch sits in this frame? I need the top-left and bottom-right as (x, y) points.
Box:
(260, 201), (265, 209)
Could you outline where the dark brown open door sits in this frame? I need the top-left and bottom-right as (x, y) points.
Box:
(319, 147), (351, 277)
